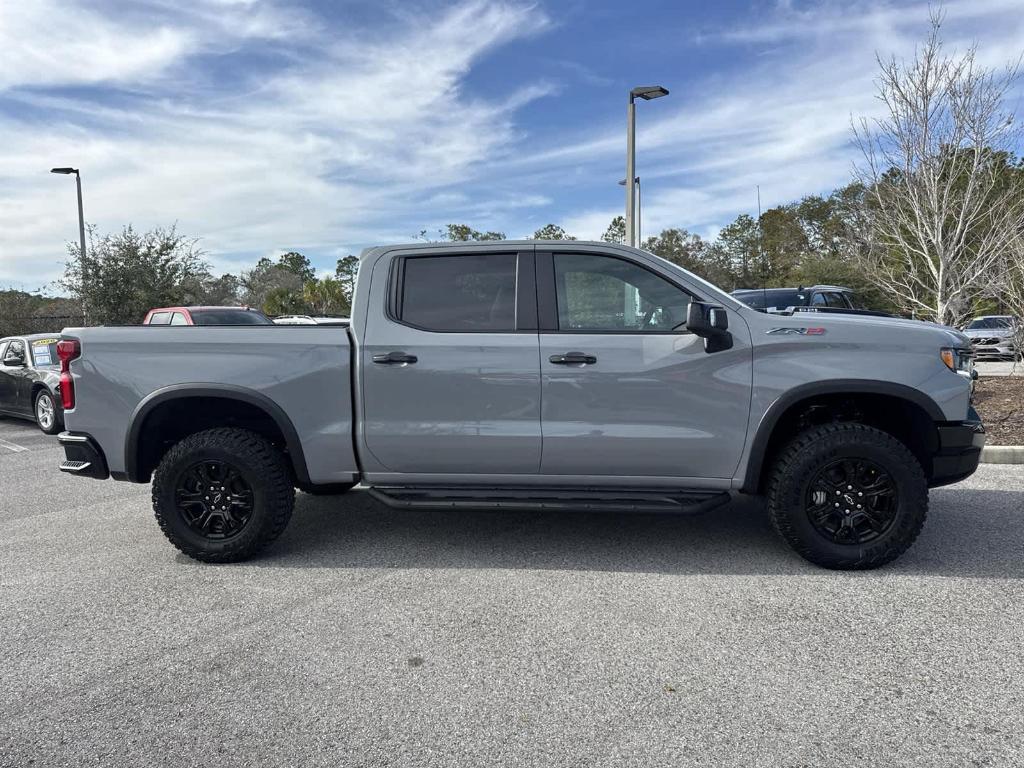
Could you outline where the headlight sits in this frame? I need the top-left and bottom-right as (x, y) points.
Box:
(941, 347), (974, 375)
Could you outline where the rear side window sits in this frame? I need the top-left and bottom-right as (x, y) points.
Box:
(170, 312), (188, 325)
(398, 254), (517, 331)
(148, 311), (171, 325)
(190, 309), (272, 325)
(821, 292), (841, 308)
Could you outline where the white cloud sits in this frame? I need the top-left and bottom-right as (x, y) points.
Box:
(526, 0), (1024, 241)
(0, 0), (552, 288)
(1, 0), (1023, 292)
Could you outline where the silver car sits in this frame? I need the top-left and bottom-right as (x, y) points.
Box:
(963, 315), (1020, 361)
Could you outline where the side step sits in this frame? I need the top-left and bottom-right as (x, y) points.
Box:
(367, 486), (731, 514)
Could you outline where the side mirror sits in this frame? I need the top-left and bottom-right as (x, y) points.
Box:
(3, 354), (25, 367)
(686, 302), (729, 335)
(685, 302), (732, 353)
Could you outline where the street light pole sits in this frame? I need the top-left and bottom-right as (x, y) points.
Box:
(51, 167), (88, 323)
(624, 86), (668, 247)
(619, 175), (641, 243)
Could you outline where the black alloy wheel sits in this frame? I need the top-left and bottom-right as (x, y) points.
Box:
(804, 457), (898, 545)
(175, 460), (255, 540)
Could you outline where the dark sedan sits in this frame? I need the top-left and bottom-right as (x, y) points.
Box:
(0, 334), (64, 434)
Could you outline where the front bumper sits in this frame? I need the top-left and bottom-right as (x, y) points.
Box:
(971, 340), (1015, 360)
(58, 432), (109, 480)
(929, 408), (986, 488)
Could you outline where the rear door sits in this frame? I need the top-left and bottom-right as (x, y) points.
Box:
(536, 250), (752, 479)
(359, 248), (542, 474)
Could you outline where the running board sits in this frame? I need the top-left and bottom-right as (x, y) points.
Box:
(367, 486), (731, 514)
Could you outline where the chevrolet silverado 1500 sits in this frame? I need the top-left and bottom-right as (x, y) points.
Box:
(56, 241), (985, 569)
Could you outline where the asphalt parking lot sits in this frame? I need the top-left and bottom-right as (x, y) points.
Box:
(2, 416), (1023, 768)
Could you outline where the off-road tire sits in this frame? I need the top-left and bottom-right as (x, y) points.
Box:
(152, 428), (295, 563)
(766, 422), (928, 570)
(34, 390), (63, 435)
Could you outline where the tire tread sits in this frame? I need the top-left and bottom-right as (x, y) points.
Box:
(766, 422), (928, 570)
(151, 427), (294, 563)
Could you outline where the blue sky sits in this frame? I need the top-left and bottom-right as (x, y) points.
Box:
(1, 0), (1023, 290)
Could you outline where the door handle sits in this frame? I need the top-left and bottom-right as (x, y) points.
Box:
(373, 351), (418, 365)
(549, 352), (597, 365)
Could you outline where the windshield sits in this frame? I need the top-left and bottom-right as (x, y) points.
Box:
(190, 309), (272, 326)
(967, 317), (1013, 330)
(29, 338), (60, 368)
(733, 289), (809, 310)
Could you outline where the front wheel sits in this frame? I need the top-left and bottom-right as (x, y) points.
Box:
(766, 423), (928, 570)
(152, 428), (295, 563)
(35, 390), (63, 435)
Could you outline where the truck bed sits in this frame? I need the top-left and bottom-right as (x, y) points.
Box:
(62, 325), (358, 485)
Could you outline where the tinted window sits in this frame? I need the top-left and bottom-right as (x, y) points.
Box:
(190, 309), (272, 325)
(400, 254), (517, 331)
(554, 253), (691, 332)
(170, 312), (188, 325)
(967, 317), (1013, 329)
(148, 311), (171, 325)
(734, 289), (808, 310)
(811, 292), (828, 306)
(824, 292), (848, 308)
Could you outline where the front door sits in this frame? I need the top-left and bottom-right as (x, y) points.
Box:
(0, 339), (31, 416)
(360, 249), (542, 475)
(537, 251), (752, 479)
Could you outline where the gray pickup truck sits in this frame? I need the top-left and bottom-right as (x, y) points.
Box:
(56, 241), (985, 569)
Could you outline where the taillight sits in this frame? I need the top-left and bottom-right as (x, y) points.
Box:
(57, 339), (81, 411)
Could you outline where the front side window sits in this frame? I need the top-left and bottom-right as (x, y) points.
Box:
(4, 340), (25, 364)
(399, 253), (517, 331)
(553, 253), (691, 332)
(148, 311), (171, 325)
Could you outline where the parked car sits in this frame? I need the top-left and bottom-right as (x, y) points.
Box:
(732, 285), (892, 317)
(57, 241), (983, 570)
(0, 334), (64, 434)
(142, 306), (273, 326)
(273, 315), (350, 326)
(962, 315), (1020, 361)
(272, 315), (317, 325)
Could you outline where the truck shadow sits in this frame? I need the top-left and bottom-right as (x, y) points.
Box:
(254, 486), (1024, 579)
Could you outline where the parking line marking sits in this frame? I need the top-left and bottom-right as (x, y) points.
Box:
(0, 437), (28, 453)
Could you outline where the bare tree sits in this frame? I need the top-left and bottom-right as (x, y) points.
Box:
(852, 9), (1024, 326)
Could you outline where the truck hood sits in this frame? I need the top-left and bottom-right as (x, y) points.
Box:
(761, 311), (971, 346)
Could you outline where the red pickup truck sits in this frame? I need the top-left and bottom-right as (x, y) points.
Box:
(142, 306), (273, 326)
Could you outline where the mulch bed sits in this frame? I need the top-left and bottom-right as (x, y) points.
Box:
(972, 376), (1024, 445)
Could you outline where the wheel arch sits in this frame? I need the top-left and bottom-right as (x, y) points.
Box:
(125, 384), (310, 486)
(741, 380), (945, 495)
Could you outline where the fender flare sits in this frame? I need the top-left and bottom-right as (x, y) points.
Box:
(740, 379), (945, 494)
(124, 383), (310, 484)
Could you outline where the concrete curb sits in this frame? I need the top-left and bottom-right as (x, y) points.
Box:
(980, 445), (1024, 464)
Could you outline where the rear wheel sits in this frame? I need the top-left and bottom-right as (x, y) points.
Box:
(152, 428), (295, 563)
(766, 423), (927, 569)
(34, 390), (62, 435)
